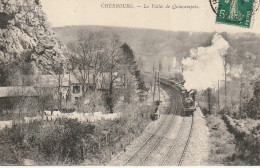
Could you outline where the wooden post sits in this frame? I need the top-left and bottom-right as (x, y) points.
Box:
(58, 63), (63, 110)
(58, 73), (61, 110)
(239, 73), (243, 113)
(68, 68), (71, 102)
(158, 71), (160, 102)
(98, 135), (101, 149)
(153, 71), (156, 102)
(224, 70), (227, 110)
(123, 69), (126, 102)
(207, 88), (211, 114)
(105, 132), (108, 145)
(218, 80), (220, 111)
(223, 55), (227, 111)
(152, 58), (155, 77)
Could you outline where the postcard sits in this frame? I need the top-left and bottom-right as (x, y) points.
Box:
(0, 0), (259, 166)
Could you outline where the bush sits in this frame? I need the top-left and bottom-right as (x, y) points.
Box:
(102, 90), (120, 113)
(77, 91), (106, 113)
(223, 115), (260, 165)
(0, 121), (42, 165)
(0, 119), (96, 165)
(0, 102), (152, 165)
(0, 97), (40, 121)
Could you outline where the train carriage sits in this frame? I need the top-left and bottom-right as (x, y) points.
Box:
(160, 77), (196, 116)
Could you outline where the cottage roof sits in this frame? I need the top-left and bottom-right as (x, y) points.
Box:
(0, 86), (38, 98)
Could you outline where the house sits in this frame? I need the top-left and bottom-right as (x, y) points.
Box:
(15, 70), (125, 112)
(31, 72), (96, 103)
(31, 71), (124, 102)
(0, 86), (38, 113)
(0, 71), (125, 113)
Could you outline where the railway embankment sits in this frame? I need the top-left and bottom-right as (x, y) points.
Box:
(198, 108), (259, 165)
(203, 114), (236, 165)
(181, 106), (210, 166)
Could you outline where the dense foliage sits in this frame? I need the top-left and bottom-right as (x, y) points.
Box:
(0, 101), (152, 165)
(223, 115), (260, 165)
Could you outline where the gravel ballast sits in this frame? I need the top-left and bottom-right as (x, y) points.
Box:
(181, 107), (210, 166)
(108, 88), (170, 166)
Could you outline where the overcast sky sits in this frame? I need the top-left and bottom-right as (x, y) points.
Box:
(41, 0), (260, 33)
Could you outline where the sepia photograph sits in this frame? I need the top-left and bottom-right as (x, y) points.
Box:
(0, 0), (259, 166)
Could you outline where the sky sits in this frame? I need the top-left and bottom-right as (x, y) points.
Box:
(41, 0), (260, 33)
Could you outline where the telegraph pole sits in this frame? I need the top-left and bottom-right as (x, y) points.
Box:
(158, 70), (160, 102)
(153, 70), (156, 102)
(239, 73), (243, 113)
(218, 80), (220, 111)
(223, 54), (228, 111)
(58, 63), (63, 111)
(152, 57), (155, 102)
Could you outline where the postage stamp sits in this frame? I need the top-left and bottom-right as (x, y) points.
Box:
(210, 0), (259, 28)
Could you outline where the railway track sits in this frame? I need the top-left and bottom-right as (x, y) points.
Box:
(123, 84), (178, 166)
(178, 113), (194, 166)
(161, 116), (193, 166)
(161, 117), (185, 165)
(141, 83), (193, 166)
(123, 82), (184, 166)
(141, 116), (185, 166)
(123, 80), (194, 166)
(138, 86), (179, 166)
(161, 81), (194, 166)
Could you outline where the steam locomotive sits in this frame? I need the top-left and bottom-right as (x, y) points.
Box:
(160, 77), (197, 115)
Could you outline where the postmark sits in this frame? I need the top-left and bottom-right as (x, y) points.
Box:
(209, 0), (260, 28)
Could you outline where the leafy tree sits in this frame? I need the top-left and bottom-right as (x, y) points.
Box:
(244, 78), (260, 119)
(159, 59), (162, 72)
(121, 43), (148, 102)
(105, 34), (124, 113)
(121, 43), (136, 103)
(203, 88), (217, 115)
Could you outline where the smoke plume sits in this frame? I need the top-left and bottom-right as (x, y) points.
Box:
(181, 34), (229, 91)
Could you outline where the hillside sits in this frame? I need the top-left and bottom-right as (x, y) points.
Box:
(53, 25), (260, 72)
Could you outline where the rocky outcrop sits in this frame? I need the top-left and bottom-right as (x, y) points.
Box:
(0, 0), (66, 74)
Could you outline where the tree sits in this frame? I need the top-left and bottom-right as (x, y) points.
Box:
(159, 59), (162, 72)
(245, 78), (260, 119)
(105, 34), (124, 113)
(206, 88), (212, 114)
(173, 72), (184, 83)
(67, 31), (104, 97)
(121, 43), (136, 103)
(54, 63), (64, 110)
(96, 51), (109, 90)
(223, 54), (228, 111)
(203, 88), (217, 115)
(237, 52), (257, 118)
(239, 69), (244, 113)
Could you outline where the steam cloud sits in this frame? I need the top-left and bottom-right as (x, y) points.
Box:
(181, 34), (229, 91)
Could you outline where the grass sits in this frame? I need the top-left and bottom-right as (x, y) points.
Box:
(205, 114), (236, 165)
(205, 113), (260, 165)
